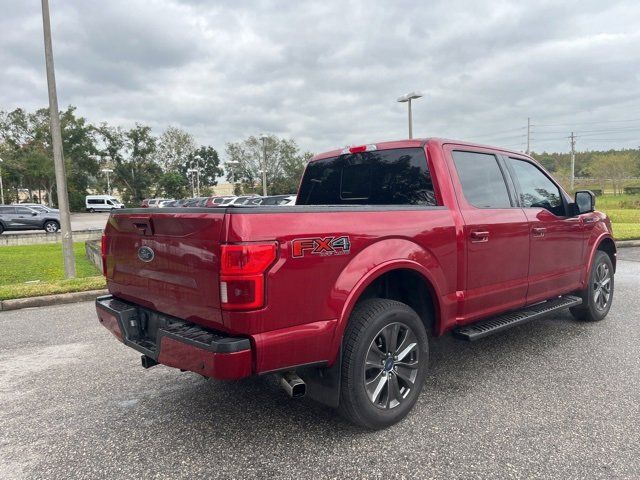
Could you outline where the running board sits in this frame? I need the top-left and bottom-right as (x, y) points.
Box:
(453, 295), (583, 341)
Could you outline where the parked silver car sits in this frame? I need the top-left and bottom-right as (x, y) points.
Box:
(0, 205), (61, 234)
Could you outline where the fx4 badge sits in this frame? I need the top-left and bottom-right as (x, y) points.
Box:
(292, 236), (351, 258)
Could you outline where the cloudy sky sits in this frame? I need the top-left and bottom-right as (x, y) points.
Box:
(2, 0), (640, 156)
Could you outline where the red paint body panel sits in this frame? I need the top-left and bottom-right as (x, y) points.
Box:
(158, 337), (252, 380)
(98, 138), (615, 379)
(96, 307), (123, 341)
(253, 319), (338, 373)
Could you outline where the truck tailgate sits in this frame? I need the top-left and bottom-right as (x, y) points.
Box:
(104, 209), (226, 331)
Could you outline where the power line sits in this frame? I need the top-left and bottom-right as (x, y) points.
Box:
(533, 117), (640, 127)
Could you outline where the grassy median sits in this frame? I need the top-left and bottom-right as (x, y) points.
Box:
(0, 242), (105, 301)
(596, 194), (640, 241)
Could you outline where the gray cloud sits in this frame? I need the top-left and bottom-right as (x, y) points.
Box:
(1, 0), (639, 156)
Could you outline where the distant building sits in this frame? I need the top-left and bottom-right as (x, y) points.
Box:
(210, 182), (235, 196)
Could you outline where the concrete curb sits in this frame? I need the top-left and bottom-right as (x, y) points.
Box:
(617, 240), (640, 248)
(0, 289), (108, 312)
(0, 228), (103, 247)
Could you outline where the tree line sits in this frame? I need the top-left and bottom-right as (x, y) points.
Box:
(2, 105), (638, 209)
(0, 106), (312, 210)
(533, 149), (640, 194)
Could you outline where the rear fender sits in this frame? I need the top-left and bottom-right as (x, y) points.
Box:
(326, 238), (447, 364)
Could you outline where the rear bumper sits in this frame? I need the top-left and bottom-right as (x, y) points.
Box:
(96, 295), (252, 380)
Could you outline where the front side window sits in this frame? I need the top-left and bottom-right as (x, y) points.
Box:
(16, 207), (35, 214)
(452, 151), (512, 208)
(297, 148), (436, 205)
(508, 158), (564, 216)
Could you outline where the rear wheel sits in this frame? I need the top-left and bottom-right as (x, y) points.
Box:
(44, 220), (59, 233)
(89, 208), (95, 213)
(570, 250), (614, 322)
(339, 298), (429, 430)
(0, 223), (4, 234)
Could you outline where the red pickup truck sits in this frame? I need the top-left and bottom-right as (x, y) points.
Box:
(96, 138), (616, 429)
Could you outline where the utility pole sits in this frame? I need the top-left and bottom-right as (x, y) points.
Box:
(570, 132), (576, 192)
(526, 117), (531, 154)
(260, 135), (268, 196)
(0, 157), (5, 205)
(41, 0), (75, 278)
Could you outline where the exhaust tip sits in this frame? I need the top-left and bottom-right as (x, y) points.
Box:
(279, 371), (306, 398)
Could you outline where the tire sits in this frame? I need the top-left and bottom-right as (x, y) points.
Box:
(44, 220), (60, 233)
(89, 208), (95, 213)
(0, 223), (4, 234)
(339, 298), (429, 430)
(570, 250), (614, 322)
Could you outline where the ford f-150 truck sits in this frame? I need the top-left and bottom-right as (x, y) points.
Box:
(96, 138), (616, 429)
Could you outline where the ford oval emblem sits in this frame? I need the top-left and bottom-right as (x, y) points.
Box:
(137, 246), (155, 262)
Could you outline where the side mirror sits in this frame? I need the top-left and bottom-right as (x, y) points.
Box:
(32, 212), (38, 216)
(575, 190), (595, 214)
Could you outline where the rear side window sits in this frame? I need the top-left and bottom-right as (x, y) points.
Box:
(0, 207), (15, 214)
(452, 151), (512, 208)
(508, 158), (564, 216)
(88, 199), (104, 205)
(297, 148), (436, 205)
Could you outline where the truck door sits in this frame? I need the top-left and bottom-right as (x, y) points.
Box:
(445, 146), (530, 323)
(505, 156), (584, 303)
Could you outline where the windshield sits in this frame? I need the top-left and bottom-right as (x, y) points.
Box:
(297, 147), (437, 206)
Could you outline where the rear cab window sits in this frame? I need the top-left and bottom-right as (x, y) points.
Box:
(452, 150), (512, 208)
(297, 147), (437, 206)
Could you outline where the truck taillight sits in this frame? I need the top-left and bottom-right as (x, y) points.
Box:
(220, 243), (277, 310)
(101, 233), (108, 277)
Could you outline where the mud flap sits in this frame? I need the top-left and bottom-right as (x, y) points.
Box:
(298, 346), (342, 408)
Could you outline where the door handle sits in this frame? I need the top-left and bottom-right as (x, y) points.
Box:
(470, 230), (489, 243)
(532, 227), (546, 237)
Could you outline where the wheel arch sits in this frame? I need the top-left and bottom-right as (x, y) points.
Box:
(596, 236), (616, 272)
(327, 238), (449, 363)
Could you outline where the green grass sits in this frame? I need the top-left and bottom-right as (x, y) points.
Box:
(610, 224), (640, 241)
(583, 193), (640, 241)
(0, 276), (106, 301)
(0, 242), (100, 285)
(595, 194), (640, 210)
(0, 242), (105, 300)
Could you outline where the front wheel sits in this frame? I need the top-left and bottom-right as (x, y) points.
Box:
(44, 221), (60, 233)
(0, 223), (4, 234)
(339, 299), (429, 430)
(89, 208), (95, 213)
(570, 250), (614, 322)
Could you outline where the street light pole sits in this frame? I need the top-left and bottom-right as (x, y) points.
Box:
(41, 0), (75, 278)
(187, 168), (199, 197)
(0, 157), (5, 205)
(259, 135), (268, 196)
(194, 155), (201, 197)
(101, 168), (113, 196)
(397, 92), (423, 139)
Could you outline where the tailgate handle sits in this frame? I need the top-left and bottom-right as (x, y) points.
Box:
(133, 221), (154, 236)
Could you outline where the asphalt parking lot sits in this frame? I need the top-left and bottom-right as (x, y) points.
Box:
(1, 250), (638, 479)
